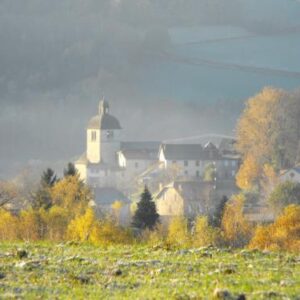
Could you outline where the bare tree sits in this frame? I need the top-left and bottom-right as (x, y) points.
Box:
(0, 181), (17, 208)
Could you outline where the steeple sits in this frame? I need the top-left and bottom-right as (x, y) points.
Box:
(99, 98), (109, 115)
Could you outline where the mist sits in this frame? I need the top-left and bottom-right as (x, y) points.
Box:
(1, 0), (300, 178)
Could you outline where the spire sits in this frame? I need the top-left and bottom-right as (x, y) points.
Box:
(99, 98), (109, 115)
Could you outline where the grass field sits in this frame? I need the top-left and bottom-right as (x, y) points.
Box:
(0, 243), (299, 299)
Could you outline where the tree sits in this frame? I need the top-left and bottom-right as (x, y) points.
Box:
(236, 154), (260, 190)
(32, 168), (57, 210)
(41, 168), (57, 187)
(51, 175), (92, 219)
(221, 194), (253, 247)
(167, 216), (190, 248)
(249, 205), (300, 252)
(210, 195), (228, 227)
(63, 163), (77, 177)
(268, 181), (300, 215)
(132, 187), (159, 230)
(193, 216), (221, 247)
(111, 200), (124, 225)
(203, 163), (216, 182)
(0, 181), (17, 208)
(236, 87), (300, 190)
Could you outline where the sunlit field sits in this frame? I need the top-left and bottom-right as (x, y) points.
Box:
(0, 243), (299, 299)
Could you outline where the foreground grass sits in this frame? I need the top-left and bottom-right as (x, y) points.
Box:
(0, 243), (299, 299)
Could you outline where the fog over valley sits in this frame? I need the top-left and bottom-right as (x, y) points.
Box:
(1, 0), (300, 178)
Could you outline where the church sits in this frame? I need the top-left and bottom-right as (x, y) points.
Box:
(75, 99), (160, 191)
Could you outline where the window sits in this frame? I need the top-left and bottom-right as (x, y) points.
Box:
(196, 171), (200, 177)
(135, 162), (139, 169)
(231, 160), (236, 167)
(231, 170), (236, 177)
(184, 161), (188, 167)
(195, 160), (200, 166)
(91, 131), (97, 141)
(224, 160), (229, 167)
(106, 130), (114, 139)
(184, 170), (188, 176)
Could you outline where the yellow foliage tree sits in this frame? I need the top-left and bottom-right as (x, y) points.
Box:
(19, 209), (46, 241)
(221, 194), (253, 247)
(67, 208), (98, 242)
(167, 216), (191, 248)
(236, 87), (300, 189)
(51, 175), (92, 219)
(249, 205), (300, 252)
(236, 154), (261, 190)
(43, 206), (69, 241)
(0, 209), (19, 241)
(193, 216), (221, 247)
(111, 200), (124, 225)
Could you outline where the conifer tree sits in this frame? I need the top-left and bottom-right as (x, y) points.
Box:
(63, 163), (77, 177)
(32, 168), (57, 210)
(132, 186), (159, 230)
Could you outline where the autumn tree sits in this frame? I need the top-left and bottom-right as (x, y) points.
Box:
(167, 216), (191, 248)
(193, 216), (221, 247)
(51, 175), (92, 219)
(221, 194), (253, 247)
(236, 87), (300, 190)
(132, 187), (159, 230)
(203, 163), (216, 182)
(249, 205), (300, 252)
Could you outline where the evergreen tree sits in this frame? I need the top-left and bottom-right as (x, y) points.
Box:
(132, 186), (159, 230)
(210, 195), (228, 227)
(63, 163), (77, 177)
(32, 168), (57, 210)
(41, 168), (57, 187)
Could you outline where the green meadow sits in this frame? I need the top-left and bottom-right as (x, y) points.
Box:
(0, 243), (299, 299)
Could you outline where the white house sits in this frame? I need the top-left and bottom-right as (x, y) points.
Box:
(280, 167), (300, 183)
(158, 142), (239, 180)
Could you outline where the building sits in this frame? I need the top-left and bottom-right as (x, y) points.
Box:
(154, 179), (239, 222)
(75, 100), (159, 189)
(158, 142), (239, 180)
(280, 167), (300, 183)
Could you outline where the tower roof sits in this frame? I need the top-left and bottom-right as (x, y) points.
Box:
(87, 99), (121, 130)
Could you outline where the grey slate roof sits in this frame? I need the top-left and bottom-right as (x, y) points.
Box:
(88, 113), (121, 130)
(93, 187), (131, 205)
(120, 141), (160, 161)
(160, 143), (221, 160)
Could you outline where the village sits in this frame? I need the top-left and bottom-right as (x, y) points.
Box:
(74, 99), (298, 225)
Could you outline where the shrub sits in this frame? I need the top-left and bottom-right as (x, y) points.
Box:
(19, 209), (47, 241)
(249, 205), (300, 252)
(0, 209), (19, 241)
(167, 216), (191, 248)
(193, 216), (222, 247)
(221, 194), (253, 247)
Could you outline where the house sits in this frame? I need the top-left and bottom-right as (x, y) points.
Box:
(154, 179), (239, 222)
(91, 187), (131, 225)
(279, 167), (300, 183)
(117, 141), (160, 179)
(158, 142), (239, 180)
(155, 181), (215, 221)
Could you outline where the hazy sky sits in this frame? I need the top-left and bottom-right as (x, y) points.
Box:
(1, 0), (300, 177)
